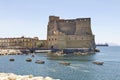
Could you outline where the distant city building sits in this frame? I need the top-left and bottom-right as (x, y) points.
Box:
(47, 16), (96, 49)
(0, 36), (39, 49)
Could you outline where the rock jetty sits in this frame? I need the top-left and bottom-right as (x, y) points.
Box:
(0, 49), (22, 55)
(0, 73), (60, 80)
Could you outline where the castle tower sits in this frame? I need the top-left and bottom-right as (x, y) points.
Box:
(47, 16), (66, 49)
(47, 16), (96, 49)
(75, 18), (92, 35)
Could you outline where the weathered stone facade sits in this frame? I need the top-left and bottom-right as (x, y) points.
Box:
(47, 16), (96, 49)
(0, 36), (39, 48)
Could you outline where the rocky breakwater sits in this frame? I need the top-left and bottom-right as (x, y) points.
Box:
(0, 49), (22, 55)
(0, 73), (60, 80)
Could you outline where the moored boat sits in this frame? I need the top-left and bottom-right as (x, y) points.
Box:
(26, 58), (32, 62)
(59, 61), (71, 66)
(92, 61), (104, 65)
(9, 58), (15, 61)
(35, 60), (45, 64)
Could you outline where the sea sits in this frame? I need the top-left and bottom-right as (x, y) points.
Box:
(0, 46), (120, 80)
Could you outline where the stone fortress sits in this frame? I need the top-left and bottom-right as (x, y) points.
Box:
(47, 16), (96, 49)
(0, 15), (96, 51)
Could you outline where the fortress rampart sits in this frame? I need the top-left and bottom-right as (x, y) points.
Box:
(47, 16), (96, 49)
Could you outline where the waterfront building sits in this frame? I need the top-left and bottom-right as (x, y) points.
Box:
(47, 16), (96, 49)
(0, 36), (39, 49)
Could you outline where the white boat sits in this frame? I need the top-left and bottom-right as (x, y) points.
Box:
(59, 61), (71, 66)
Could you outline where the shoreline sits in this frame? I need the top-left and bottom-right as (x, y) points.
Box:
(0, 73), (60, 80)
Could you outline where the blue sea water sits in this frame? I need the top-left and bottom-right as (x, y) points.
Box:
(0, 46), (120, 80)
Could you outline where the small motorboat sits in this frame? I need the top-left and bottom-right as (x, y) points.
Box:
(35, 60), (45, 64)
(9, 58), (15, 61)
(92, 61), (104, 65)
(59, 61), (71, 66)
(26, 58), (32, 62)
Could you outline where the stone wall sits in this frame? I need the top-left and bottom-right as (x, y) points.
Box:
(47, 16), (96, 49)
(57, 20), (76, 35)
(75, 18), (92, 35)
(48, 35), (66, 49)
(66, 40), (91, 48)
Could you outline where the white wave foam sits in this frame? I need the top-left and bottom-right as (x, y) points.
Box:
(82, 70), (90, 73)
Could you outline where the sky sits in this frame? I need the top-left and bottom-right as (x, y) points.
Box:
(0, 0), (120, 45)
